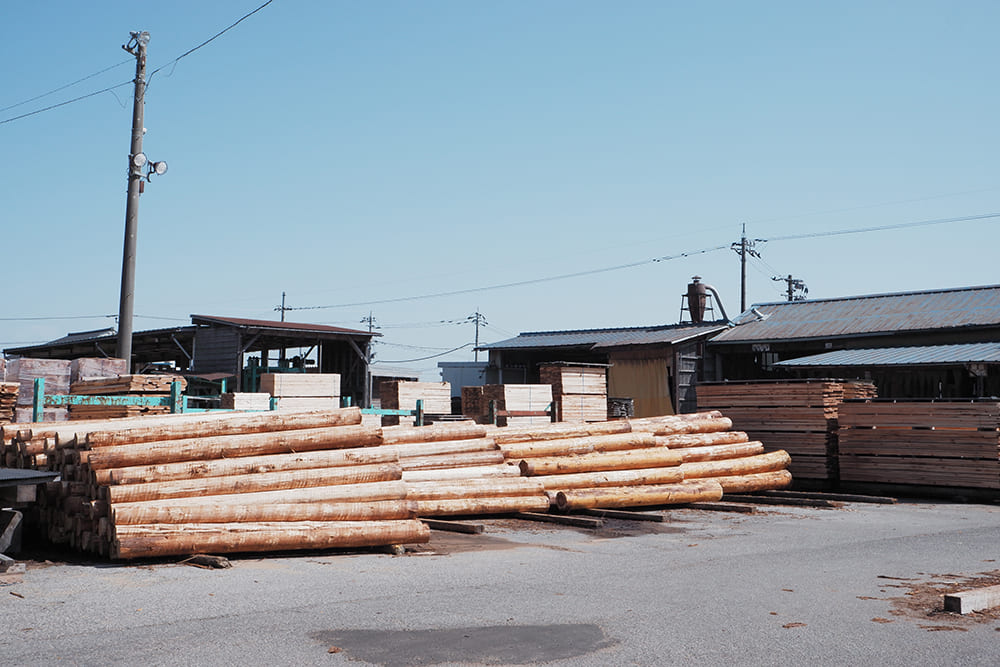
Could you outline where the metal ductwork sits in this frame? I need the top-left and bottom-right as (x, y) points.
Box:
(686, 276), (731, 324)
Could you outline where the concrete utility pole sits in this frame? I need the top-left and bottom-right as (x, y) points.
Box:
(116, 31), (150, 366)
(470, 311), (487, 361)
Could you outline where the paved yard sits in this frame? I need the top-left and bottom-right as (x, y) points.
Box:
(2, 499), (998, 666)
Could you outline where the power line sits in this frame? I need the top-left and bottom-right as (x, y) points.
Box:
(761, 212), (1000, 243)
(0, 314), (114, 322)
(0, 58), (133, 114)
(0, 80), (134, 126)
(380, 343), (474, 364)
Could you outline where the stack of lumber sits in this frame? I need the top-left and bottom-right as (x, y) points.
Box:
(461, 386), (487, 421)
(0, 382), (18, 424)
(9, 407), (430, 558)
(495, 411), (792, 510)
(261, 373), (341, 412)
(838, 400), (1000, 490)
(7, 358), (72, 423)
(696, 380), (877, 481)
(67, 375), (188, 420)
(220, 393), (272, 411)
(540, 365), (608, 423)
(70, 358), (129, 383)
(482, 384), (553, 427)
(379, 381), (452, 426)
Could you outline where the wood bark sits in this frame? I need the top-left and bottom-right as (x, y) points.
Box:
(111, 500), (418, 525)
(555, 479), (725, 510)
(679, 450), (791, 480)
(380, 422), (487, 445)
(111, 519), (429, 559)
(530, 466), (685, 491)
(678, 441), (766, 463)
(413, 495), (550, 516)
(86, 424), (381, 469)
(405, 478), (546, 500)
(712, 470), (793, 493)
(401, 465), (521, 483)
(519, 448), (683, 476)
(400, 450), (505, 471)
(653, 431), (750, 449)
(81, 407), (363, 448)
(498, 432), (655, 460)
(105, 462), (403, 503)
(94, 447), (399, 486)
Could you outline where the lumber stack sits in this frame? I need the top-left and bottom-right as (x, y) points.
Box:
(0, 382), (18, 424)
(8, 407), (430, 558)
(261, 373), (341, 412)
(70, 358), (129, 383)
(6, 358), (72, 423)
(380, 381), (452, 426)
(838, 400), (1000, 490)
(496, 412), (791, 510)
(540, 365), (608, 423)
(220, 392), (272, 411)
(696, 380), (877, 481)
(66, 375), (188, 420)
(483, 384), (553, 427)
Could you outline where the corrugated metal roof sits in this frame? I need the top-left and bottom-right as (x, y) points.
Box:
(190, 315), (376, 337)
(710, 284), (1000, 344)
(775, 342), (1000, 368)
(480, 322), (729, 351)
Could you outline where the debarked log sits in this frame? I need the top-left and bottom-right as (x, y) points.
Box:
(678, 441), (765, 463)
(111, 519), (430, 559)
(714, 469), (793, 493)
(531, 466), (685, 491)
(555, 479), (725, 510)
(679, 450), (790, 480)
(413, 495), (550, 516)
(110, 499), (418, 525)
(519, 448), (683, 476)
(498, 432), (656, 460)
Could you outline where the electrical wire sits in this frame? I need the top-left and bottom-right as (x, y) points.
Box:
(0, 80), (134, 126)
(0, 58), (133, 114)
(761, 212), (1000, 243)
(379, 343), (475, 364)
(0, 314), (114, 322)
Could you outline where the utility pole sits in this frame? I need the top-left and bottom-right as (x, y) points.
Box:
(274, 291), (290, 322)
(772, 274), (808, 301)
(731, 224), (761, 312)
(360, 312), (378, 409)
(469, 310), (487, 361)
(115, 31), (150, 366)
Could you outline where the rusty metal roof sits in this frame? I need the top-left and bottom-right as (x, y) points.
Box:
(480, 322), (729, 351)
(775, 342), (1000, 368)
(190, 315), (376, 337)
(710, 284), (1000, 344)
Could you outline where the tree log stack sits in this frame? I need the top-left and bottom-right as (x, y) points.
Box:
(838, 399), (1000, 490)
(696, 380), (876, 482)
(5, 407), (431, 559)
(497, 411), (791, 510)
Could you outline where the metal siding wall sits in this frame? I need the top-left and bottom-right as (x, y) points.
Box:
(608, 357), (674, 418)
(191, 328), (241, 375)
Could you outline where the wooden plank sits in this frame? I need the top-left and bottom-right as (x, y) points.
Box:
(577, 508), (665, 522)
(259, 373), (340, 398)
(943, 584), (1000, 614)
(675, 501), (758, 514)
(512, 512), (604, 529)
(722, 494), (842, 508)
(420, 518), (485, 534)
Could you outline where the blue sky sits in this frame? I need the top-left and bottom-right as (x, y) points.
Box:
(2, 1), (999, 377)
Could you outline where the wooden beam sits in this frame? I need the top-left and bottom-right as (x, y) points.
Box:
(421, 519), (484, 534)
(943, 584), (1000, 614)
(577, 508), (665, 522)
(675, 502), (758, 514)
(512, 512), (604, 529)
(722, 494), (842, 509)
(757, 490), (897, 504)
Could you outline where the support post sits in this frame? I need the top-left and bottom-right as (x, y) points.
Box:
(416, 399), (424, 427)
(32, 378), (45, 423)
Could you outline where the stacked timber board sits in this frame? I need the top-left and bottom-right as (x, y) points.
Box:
(838, 400), (1000, 490)
(7, 358), (72, 423)
(261, 373), (341, 412)
(1, 382), (18, 424)
(696, 380), (877, 481)
(70, 358), (129, 384)
(483, 384), (553, 427)
(220, 392), (272, 411)
(540, 365), (608, 423)
(380, 381), (452, 425)
(67, 375), (188, 420)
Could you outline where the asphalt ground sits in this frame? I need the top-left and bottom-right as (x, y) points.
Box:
(1, 499), (998, 666)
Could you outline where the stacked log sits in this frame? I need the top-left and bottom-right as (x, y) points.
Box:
(11, 407), (430, 559)
(498, 411), (791, 510)
(260, 373), (341, 412)
(838, 399), (1000, 490)
(540, 365), (608, 423)
(67, 374), (188, 420)
(696, 380), (877, 482)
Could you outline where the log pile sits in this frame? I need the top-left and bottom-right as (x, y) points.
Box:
(696, 380), (877, 481)
(496, 412), (792, 510)
(540, 365), (608, 423)
(261, 373), (341, 412)
(838, 400), (1000, 490)
(67, 375), (188, 420)
(380, 381), (452, 425)
(5, 408), (430, 559)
